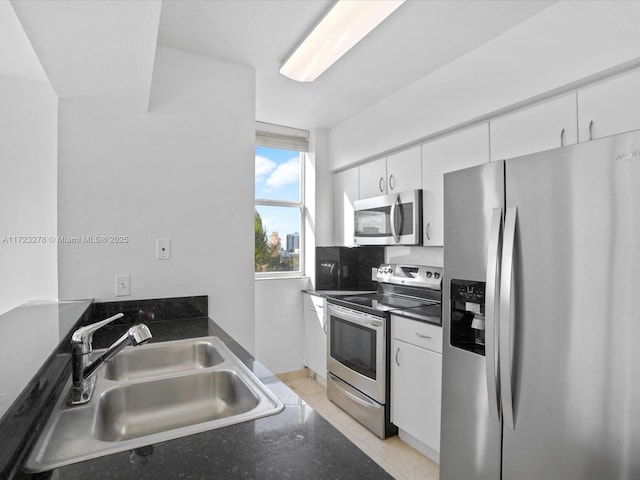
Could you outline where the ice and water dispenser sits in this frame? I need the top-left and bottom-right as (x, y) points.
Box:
(450, 280), (486, 355)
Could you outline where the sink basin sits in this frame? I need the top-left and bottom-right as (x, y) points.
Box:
(25, 337), (284, 473)
(94, 370), (259, 442)
(103, 338), (225, 381)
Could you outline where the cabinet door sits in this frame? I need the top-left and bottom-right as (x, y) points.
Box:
(391, 338), (442, 452)
(334, 167), (359, 246)
(421, 124), (489, 246)
(358, 157), (387, 199)
(303, 294), (327, 380)
(386, 146), (422, 194)
(578, 68), (640, 142)
(490, 93), (577, 162)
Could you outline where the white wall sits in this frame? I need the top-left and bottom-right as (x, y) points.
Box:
(310, 129), (333, 247)
(0, 77), (57, 314)
(329, 1), (640, 169)
(57, 46), (257, 352)
(252, 130), (330, 373)
(303, 128), (333, 289)
(254, 277), (308, 373)
(386, 246), (443, 269)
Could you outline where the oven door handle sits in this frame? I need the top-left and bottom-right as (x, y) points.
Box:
(327, 304), (383, 329)
(329, 373), (380, 409)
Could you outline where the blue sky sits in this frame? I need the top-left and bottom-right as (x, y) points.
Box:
(255, 147), (301, 247)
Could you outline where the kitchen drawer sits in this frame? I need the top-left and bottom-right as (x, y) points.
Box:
(392, 315), (442, 353)
(305, 294), (325, 314)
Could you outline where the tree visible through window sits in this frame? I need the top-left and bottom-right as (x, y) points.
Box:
(255, 145), (303, 274)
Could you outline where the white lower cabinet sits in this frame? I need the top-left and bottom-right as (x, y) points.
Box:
(303, 294), (327, 385)
(391, 315), (442, 463)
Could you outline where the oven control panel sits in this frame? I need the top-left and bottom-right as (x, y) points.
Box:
(376, 264), (442, 290)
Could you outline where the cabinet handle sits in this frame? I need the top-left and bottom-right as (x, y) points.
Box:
(560, 128), (565, 147)
(589, 120), (594, 141)
(379, 177), (385, 192)
(426, 222), (431, 241)
(395, 347), (400, 366)
(388, 174), (395, 191)
(415, 333), (432, 339)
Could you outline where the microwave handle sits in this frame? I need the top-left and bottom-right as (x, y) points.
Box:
(390, 194), (401, 243)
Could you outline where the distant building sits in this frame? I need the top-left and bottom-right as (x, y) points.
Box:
(286, 232), (299, 253)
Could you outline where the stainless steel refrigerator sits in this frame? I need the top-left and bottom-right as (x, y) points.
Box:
(440, 129), (640, 480)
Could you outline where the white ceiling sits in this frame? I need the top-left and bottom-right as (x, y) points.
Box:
(7, 0), (557, 131)
(0, 1), (48, 83)
(11, 0), (161, 111)
(158, 0), (556, 130)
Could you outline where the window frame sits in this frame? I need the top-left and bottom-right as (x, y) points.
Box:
(254, 143), (306, 279)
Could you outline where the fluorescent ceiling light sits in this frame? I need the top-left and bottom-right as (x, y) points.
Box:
(280, 0), (405, 82)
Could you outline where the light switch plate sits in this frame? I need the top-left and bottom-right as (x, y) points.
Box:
(115, 274), (130, 297)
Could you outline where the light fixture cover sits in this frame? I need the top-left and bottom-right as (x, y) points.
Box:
(280, 0), (405, 82)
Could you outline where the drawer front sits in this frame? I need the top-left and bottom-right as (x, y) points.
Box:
(305, 294), (325, 314)
(392, 315), (442, 353)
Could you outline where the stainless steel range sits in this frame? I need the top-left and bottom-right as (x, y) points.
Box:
(326, 264), (442, 438)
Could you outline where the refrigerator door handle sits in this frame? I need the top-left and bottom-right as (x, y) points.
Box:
(500, 206), (517, 429)
(485, 207), (503, 423)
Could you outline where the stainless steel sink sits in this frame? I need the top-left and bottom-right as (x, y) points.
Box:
(103, 338), (225, 381)
(94, 370), (260, 441)
(25, 337), (284, 473)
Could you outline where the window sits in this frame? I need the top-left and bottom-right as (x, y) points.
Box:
(255, 122), (308, 275)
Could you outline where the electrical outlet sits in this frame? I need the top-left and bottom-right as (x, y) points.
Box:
(115, 274), (130, 296)
(156, 238), (171, 260)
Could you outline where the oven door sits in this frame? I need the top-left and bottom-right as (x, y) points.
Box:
(327, 303), (386, 403)
(353, 189), (422, 246)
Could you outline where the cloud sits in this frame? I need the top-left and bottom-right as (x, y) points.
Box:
(266, 158), (300, 189)
(255, 155), (276, 183)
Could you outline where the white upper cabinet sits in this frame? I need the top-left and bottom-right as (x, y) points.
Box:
(333, 166), (359, 246)
(386, 146), (422, 194)
(359, 157), (387, 198)
(578, 68), (640, 142)
(358, 146), (421, 199)
(421, 124), (490, 246)
(490, 94), (578, 162)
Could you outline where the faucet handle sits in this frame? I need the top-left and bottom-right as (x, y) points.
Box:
(71, 313), (124, 351)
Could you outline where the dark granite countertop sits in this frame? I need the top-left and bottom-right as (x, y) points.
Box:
(10, 296), (392, 480)
(0, 300), (93, 421)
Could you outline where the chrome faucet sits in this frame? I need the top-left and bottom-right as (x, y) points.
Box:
(68, 313), (152, 405)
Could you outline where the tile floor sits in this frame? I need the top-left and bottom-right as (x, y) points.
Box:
(278, 370), (440, 480)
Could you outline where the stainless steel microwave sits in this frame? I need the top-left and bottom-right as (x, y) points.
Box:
(353, 189), (422, 246)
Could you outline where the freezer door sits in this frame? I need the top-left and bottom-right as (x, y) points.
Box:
(441, 160), (504, 480)
(501, 129), (640, 479)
